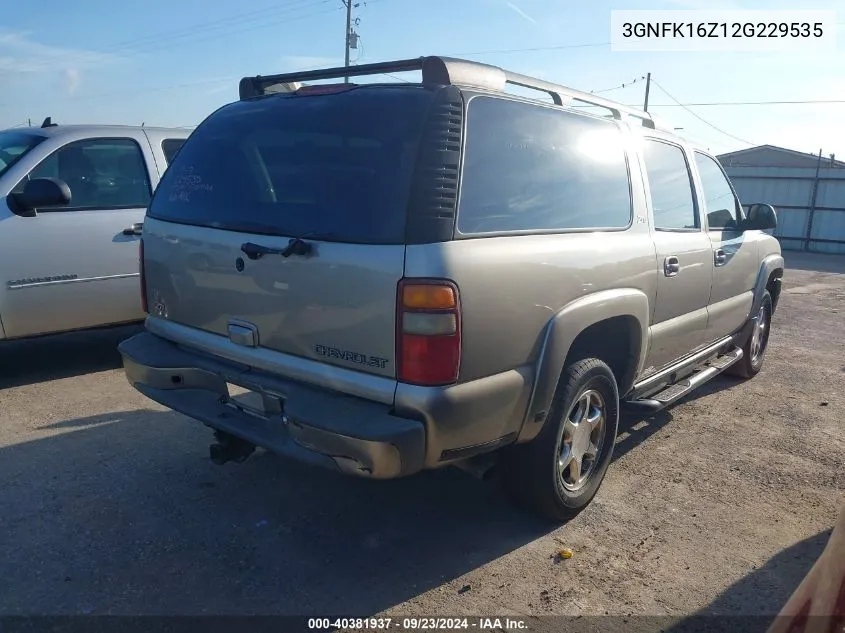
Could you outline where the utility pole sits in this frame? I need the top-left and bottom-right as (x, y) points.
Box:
(342, 0), (361, 83)
(805, 148), (823, 252)
(643, 72), (651, 112)
(343, 0), (353, 83)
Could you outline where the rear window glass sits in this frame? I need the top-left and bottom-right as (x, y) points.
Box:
(457, 96), (632, 234)
(148, 87), (434, 243)
(161, 138), (185, 164)
(0, 131), (45, 179)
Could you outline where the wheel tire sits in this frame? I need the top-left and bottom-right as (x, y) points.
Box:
(726, 290), (773, 379)
(501, 358), (620, 523)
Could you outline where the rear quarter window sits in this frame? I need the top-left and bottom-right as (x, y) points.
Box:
(457, 96), (633, 235)
(147, 87), (435, 244)
(161, 138), (185, 164)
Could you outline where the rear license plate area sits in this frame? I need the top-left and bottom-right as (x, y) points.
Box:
(224, 382), (284, 419)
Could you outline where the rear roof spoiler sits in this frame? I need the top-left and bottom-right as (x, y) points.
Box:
(238, 56), (668, 132)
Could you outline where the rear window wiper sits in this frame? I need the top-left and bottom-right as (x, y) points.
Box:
(241, 239), (310, 260)
(240, 231), (336, 260)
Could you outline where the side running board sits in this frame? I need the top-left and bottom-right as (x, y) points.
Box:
(623, 347), (744, 414)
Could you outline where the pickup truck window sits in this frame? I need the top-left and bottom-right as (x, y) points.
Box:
(457, 96), (632, 234)
(642, 139), (699, 231)
(694, 152), (741, 231)
(162, 139), (185, 164)
(15, 138), (152, 211)
(0, 131), (45, 178)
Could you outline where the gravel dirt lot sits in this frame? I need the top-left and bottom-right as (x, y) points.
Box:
(0, 251), (842, 627)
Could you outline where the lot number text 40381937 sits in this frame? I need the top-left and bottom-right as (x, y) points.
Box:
(307, 617), (529, 631)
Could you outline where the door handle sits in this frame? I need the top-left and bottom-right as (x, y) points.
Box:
(122, 223), (143, 236)
(664, 256), (680, 277)
(714, 249), (727, 266)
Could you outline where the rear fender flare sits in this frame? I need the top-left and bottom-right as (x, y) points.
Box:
(517, 288), (650, 444)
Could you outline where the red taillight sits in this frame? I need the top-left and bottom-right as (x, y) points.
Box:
(396, 279), (461, 386)
(139, 238), (148, 314)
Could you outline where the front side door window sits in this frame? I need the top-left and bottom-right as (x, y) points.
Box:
(15, 138), (151, 210)
(694, 152), (742, 231)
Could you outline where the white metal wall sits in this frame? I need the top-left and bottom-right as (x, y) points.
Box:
(723, 166), (845, 254)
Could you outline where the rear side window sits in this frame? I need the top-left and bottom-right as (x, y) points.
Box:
(148, 87), (435, 243)
(457, 96), (632, 234)
(161, 138), (185, 164)
(642, 139), (698, 230)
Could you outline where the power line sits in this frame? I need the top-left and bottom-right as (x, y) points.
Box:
(381, 72), (413, 83)
(0, 2), (394, 107)
(106, 0), (327, 52)
(0, 0), (338, 76)
(649, 78), (758, 146)
(590, 75), (646, 95)
(450, 42), (610, 56)
(122, 1), (337, 55)
(5, 18), (842, 116)
(580, 98), (845, 108)
(643, 99), (845, 107)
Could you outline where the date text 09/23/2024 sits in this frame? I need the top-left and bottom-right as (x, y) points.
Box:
(307, 618), (529, 631)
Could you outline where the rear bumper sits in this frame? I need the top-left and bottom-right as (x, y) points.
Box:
(118, 332), (426, 479)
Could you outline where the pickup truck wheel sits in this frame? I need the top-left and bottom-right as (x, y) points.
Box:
(727, 290), (773, 379)
(501, 358), (619, 523)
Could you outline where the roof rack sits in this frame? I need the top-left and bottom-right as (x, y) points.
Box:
(239, 56), (669, 132)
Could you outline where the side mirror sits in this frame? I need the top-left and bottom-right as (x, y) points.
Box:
(10, 178), (72, 216)
(744, 203), (777, 231)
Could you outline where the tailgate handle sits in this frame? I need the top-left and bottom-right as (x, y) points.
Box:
(241, 239), (312, 260)
(228, 321), (258, 347)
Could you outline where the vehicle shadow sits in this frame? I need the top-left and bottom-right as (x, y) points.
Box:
(0, 409), (552, 616)
(0, 324), (142, 389)
(0, 371), (761, 617)
(663, 528), (830, 633)
(0, 329), (781, 618)
(614, 374), (743, 462)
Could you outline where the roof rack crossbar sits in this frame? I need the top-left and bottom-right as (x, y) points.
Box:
(239, 58), (427, 99)
(238, 55), (671, 132)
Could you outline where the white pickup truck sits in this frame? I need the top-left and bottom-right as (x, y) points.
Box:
(0, 121), (190, 340)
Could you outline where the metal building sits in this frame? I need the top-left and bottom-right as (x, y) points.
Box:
(718, 145), (845, 253)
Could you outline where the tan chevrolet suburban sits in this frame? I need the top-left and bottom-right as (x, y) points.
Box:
(117, 56), (783, 522)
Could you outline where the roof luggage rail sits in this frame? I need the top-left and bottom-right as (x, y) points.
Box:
(239, 56), (670, 132)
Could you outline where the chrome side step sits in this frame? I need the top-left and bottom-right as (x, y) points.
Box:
(623, 347), (743, 414)
(630, 336), (734, 399)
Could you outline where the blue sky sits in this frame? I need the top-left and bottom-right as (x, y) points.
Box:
(1, 0), (843, 156)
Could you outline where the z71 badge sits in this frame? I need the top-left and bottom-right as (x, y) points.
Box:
(314, 344), (389, 369)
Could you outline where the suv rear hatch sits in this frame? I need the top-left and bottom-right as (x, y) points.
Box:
(142, 85), (437, 381)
